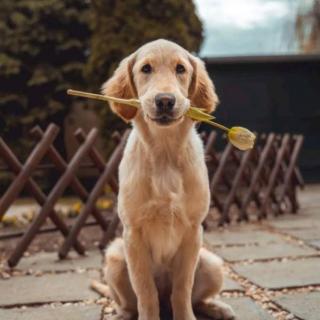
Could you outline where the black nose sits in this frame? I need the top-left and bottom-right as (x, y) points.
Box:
(155, 93), (176, 113)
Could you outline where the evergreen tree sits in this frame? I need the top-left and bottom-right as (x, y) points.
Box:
(0, 0), (91, 158)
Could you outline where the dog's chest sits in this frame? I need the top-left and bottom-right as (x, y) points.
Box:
(119, 130), (209, 263)
(150, 160), (184, 201)
(120, 142), (208, 224)
(141, 214), (184, 266)
(140, 164), (201, 266)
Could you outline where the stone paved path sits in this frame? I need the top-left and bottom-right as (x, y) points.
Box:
(0, 184), (319, 319)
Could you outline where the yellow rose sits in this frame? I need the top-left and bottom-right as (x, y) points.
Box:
(228, 127), (256, 151)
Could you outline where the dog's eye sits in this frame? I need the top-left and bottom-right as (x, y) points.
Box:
(141, 64), (152, 74)
(176, 64), (186, 74)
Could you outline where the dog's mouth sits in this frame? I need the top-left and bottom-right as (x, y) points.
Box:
(147, 114), (184, 126)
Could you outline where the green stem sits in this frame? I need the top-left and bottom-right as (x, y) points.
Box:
(67, 89), (140, 108)
(204, 120), (230, 132)
(67, 89), (230, 132)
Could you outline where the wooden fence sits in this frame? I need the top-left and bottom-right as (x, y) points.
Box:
(0, 124), (304, 266)
(203, 131), (304, 226)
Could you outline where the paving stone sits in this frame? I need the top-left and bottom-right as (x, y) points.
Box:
(196, 297), (274, 320)
(233, 258), (320, 289)
(281, 227), (320, 241)
(215, 242), (318, 262)
(0, 271), (99, 306)
(268, 217), (320, 230)
(273, 292), (320, 320)
(299, 185), (320, 208)
(17, 250), (102, 272)
(299, 206), (320, 217)
(222, 276), (244, 292)
(205, 229), (283, 246)
(221, 297), (274, 320)
(309, 239), (320, 249)
(0, 305), (102, 320)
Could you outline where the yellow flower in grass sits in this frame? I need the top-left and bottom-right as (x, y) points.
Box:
(71, 201), (82, 214)
(22, 211), (35, 222)
(1, 215), (18, 227)
(228, 127), (256, 151)
(97, 198), (113, 210)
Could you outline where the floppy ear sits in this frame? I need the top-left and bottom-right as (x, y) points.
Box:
(188, 55), (219, 113)
(101, 53), (137, 122)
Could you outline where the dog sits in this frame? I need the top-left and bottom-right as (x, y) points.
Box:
(91, 39), (235, 320)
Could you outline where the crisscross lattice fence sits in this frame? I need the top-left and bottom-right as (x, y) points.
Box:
(204, 131), (304, 227)
(0, 124), (128, 267)
(0, 123), (304, 266)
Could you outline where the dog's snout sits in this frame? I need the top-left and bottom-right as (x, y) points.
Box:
(155, 93), (176, 113)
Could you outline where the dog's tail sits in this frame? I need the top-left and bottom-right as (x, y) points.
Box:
(90, 279), (111, 297)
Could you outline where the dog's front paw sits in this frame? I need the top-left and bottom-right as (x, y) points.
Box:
(195, 299), (236, 320)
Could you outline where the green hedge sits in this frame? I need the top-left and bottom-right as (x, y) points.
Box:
(0, 0), (91, 159)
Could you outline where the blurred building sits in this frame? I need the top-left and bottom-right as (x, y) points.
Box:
(204, 54), (320, 181)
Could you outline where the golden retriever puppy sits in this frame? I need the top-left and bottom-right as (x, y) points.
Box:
(92, 39), (235, 320)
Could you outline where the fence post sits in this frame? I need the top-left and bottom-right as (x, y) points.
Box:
(259, 134), (290, 219)
(239, 133), (276, 221)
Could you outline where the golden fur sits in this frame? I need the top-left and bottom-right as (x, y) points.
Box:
(92, 39), (235, 320)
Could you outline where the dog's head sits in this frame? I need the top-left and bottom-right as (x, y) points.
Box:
(102, 39), (218, 127)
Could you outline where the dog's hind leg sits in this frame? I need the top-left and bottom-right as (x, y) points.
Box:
(192, 248), (236, 320)
(103, 238), (137, 320)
